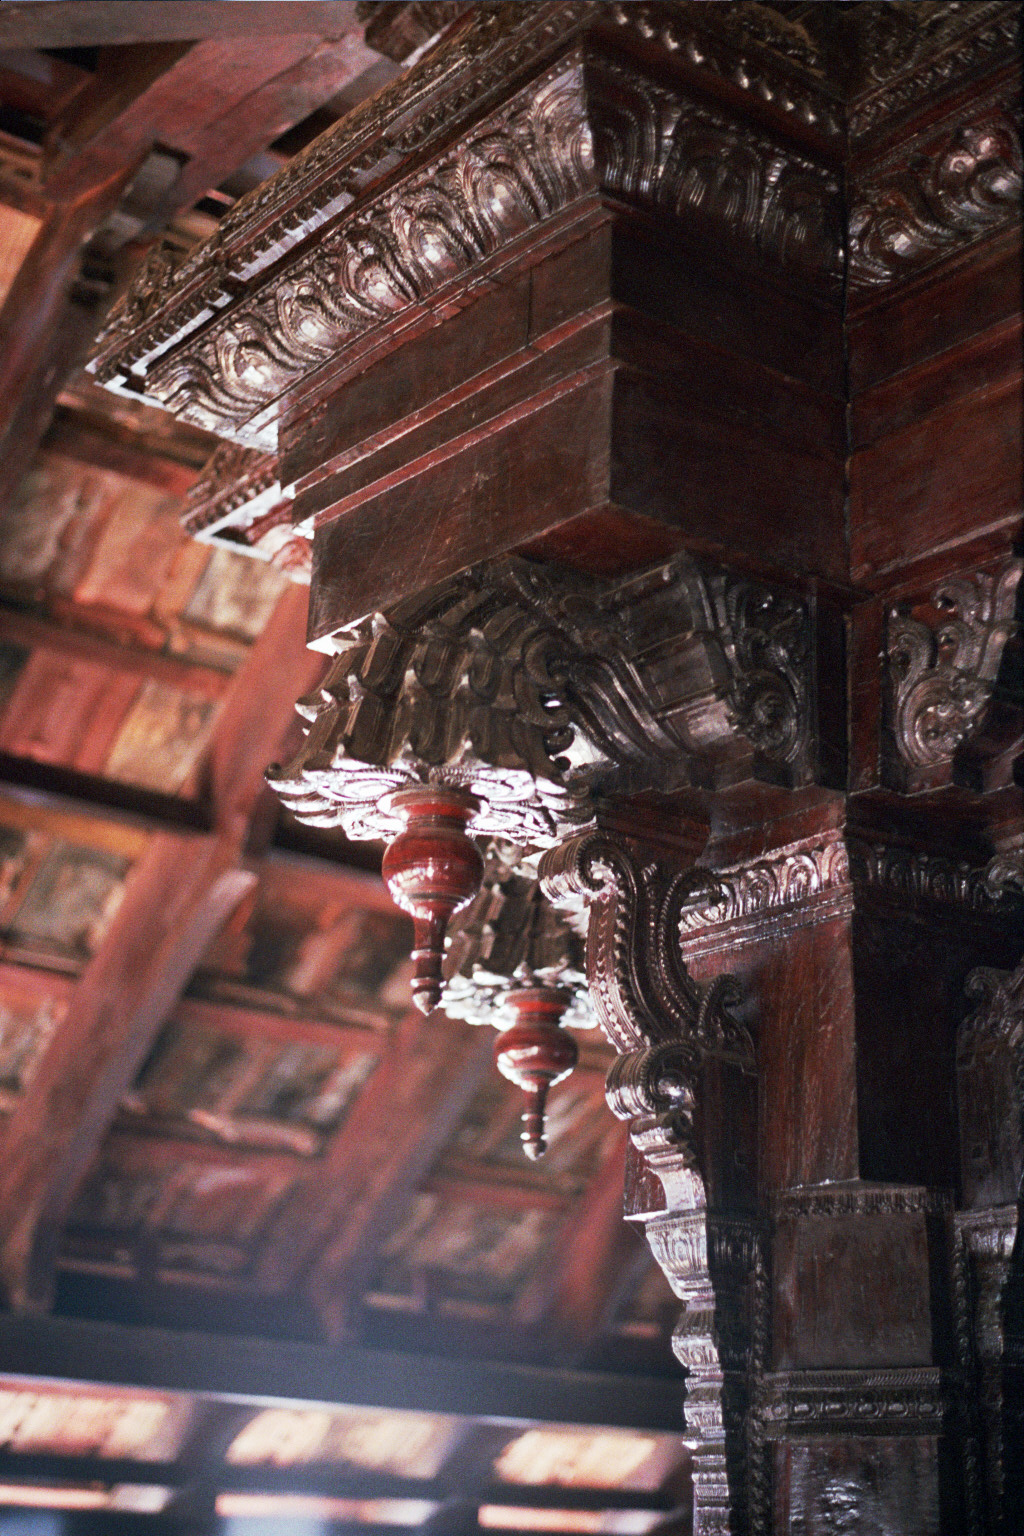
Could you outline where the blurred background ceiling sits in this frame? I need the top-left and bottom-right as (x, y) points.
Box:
(0, 5), (688, 1533)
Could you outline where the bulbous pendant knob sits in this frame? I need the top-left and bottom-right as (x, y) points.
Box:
(381, 787), (484, 1014)
(494, 986), (578, 1159)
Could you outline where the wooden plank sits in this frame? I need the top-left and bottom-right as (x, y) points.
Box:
(0, 610), (231, 700)
(258, 1016), (494, 1334)
(0, 835), (255, 1308)
(0, 1312), (686, 1429)
(0, 4), (364, 49)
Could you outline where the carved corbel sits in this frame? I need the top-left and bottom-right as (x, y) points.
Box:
(883, 560), (1022, 792)
(540, 832), (760, 1536)
(268, 550), (816, 1018)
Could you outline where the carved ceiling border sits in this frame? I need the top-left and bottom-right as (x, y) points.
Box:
(848, 2), (1020, 139)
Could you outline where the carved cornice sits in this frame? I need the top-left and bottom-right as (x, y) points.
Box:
(268, 551), (816, 849)
(773, 1182), (952, 1220)
(98, 51), (841, 443)
(88, 4), (1020, 446)
(754, 1367), (946, 1438)
(179, 445), (311, 581)
(846, 837), (1022, 915)
(846, 3), (1020, 139)
(674, 828), (1021, 946)
(181, 444), (281, 538)
(678, 835), (851, 940)
(849, 85), (1022, 291)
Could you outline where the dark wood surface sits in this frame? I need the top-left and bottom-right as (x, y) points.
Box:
(0, 5), (1019, 1534)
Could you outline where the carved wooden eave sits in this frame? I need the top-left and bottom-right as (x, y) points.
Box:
(87, 1), (1020, 452)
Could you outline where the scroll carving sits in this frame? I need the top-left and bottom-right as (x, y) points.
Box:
(884, 561), (1022, 790)
(540, 832), (758, 1536)
(268, 551), (815, 848)
(849, 96), (1023, 289)
(267, 550), (813, 1031)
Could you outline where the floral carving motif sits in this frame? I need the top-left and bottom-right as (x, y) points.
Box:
(268, 551), (815, 848)
(849, 99), (1022, 288)
(884, 561), (1022, 783)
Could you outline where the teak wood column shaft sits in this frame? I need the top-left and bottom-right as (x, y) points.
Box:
(87, 7), (1024, 1532)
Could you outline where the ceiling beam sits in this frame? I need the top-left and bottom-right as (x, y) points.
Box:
(0, 1454), (675, 1514)
(0, 587), (322, 1310)
(0, 1310), (685, 1429)
(0, 3), (363, 50)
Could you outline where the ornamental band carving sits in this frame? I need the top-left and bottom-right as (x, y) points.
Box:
(108, 58), (841, 443)
(849, 90), (1022, 290)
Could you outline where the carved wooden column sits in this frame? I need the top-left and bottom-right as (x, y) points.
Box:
(86, 5), (1023, 1532)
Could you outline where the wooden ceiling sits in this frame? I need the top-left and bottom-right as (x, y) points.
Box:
(0, 4), (685, 1529)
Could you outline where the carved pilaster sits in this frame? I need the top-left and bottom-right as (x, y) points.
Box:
(955, 959), (1024, 1533)
(540, 832), (759, 1536)
(883, 560), (1022, 793)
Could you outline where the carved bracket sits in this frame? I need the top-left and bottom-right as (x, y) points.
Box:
(267, 550), (816, 1015)
(539, 831), (759, 1536)
(883, 559), (1022, 792)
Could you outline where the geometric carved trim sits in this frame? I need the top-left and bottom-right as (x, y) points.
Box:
(772, 1182), (952, 1220)
(883, 561), (1022, 788)
(847, 838), (1023, 915)
(754, 1368), (946, 1439)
